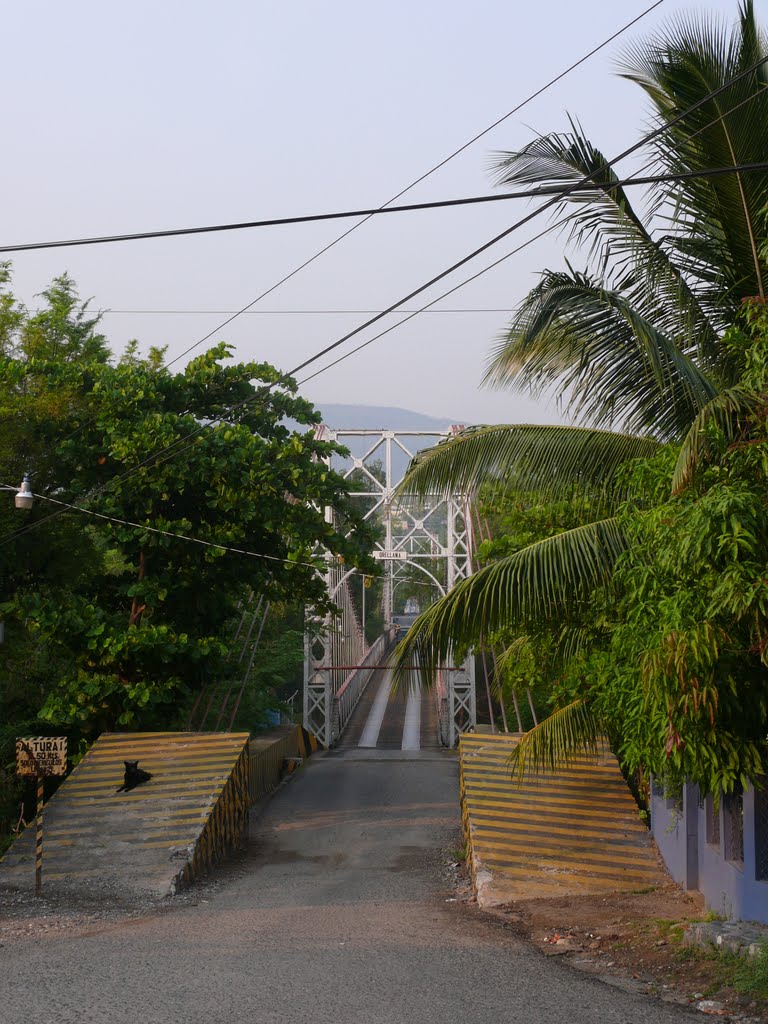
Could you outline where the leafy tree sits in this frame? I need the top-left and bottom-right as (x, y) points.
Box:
(0, 269), (374, 742)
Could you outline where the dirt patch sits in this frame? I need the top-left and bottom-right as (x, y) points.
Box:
(480, 884), (768, 1020)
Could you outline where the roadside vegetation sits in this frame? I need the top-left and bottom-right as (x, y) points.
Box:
(395, 0), (768, 801)
(0, 267), (374, 846)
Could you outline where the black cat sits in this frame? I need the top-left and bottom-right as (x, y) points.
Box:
(116, 760), (153, 793)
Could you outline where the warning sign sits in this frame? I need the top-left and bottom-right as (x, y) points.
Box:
(16, 737), (68, 777)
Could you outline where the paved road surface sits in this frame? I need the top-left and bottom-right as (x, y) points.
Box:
(0, 733), (694, 1024)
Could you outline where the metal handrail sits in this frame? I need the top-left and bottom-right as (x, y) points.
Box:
(331, 630), (392, 743)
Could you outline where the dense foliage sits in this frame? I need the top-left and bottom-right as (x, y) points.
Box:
(587, 310), (768, 794)
(0, 267), (373, 835)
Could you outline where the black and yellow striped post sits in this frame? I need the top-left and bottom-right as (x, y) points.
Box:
(15, 736), (67, 896)
(35, 774), (44, 896)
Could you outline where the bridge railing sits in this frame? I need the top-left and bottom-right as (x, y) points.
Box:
(248, 727), (304, 803)
(437, 658), (477, 747)
(331, 629), (393, 743)
(436, 670), (450, 747)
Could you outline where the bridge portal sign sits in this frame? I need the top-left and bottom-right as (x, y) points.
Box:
(372, 550), (408, 561)
(16, 736), (68, 777)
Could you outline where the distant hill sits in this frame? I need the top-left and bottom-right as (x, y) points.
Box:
(314, 403), (463, 431)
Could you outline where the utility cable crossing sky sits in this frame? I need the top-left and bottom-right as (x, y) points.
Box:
(9, 33), (766, 555)
(18, 1), (670, 476)
(2, 161), (765, 254)
(4, 53), (768, 548)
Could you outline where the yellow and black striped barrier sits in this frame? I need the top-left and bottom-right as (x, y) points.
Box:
(1, 732), (251, 898)
(459, 732), (666, 907)
(248, 725), (319, 801)
(1, 727), (321, 899)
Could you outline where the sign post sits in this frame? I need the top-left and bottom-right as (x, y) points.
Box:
(16, 737), (67, 896)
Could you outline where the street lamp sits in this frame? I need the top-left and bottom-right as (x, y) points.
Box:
(14, 475), (34, 511)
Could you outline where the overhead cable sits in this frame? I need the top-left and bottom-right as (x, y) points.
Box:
(6, 48), (765, 549)
(5, 161), (767, 254)
(24, 0), (669, 464)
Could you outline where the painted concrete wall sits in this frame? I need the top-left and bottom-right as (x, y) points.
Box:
(651, 782), (768, 924)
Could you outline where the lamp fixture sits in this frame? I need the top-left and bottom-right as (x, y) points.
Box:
(14, 475), (33, 510)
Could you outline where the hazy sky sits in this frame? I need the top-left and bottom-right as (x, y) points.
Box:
(1, 0), (759, 426)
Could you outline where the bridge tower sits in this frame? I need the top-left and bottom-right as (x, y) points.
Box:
(303, 426), (475, 748)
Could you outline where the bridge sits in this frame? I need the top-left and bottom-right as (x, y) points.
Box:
(303, 425), (477, 751)
(0, 423), (664, 917)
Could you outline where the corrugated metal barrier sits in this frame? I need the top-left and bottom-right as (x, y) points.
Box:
(0, 731), (251, 898)
(0, 727), (321, 899)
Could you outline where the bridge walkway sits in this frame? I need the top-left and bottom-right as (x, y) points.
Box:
(339, 659), (440, 751)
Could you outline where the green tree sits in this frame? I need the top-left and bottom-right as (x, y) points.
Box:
(0, 269), (374, 739)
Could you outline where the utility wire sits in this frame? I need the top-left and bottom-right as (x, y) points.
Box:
(5, 487), (325, 569)
(1, 483), (438, 589)
(5, 161), (767, 254)
(84, 307), (521, 315)
(102, 72), (768, 506)
(29, 83), (768, 328)
(118, 2), (669, 375)
(299, 86), (768, 385)
(6, 56), (767, 548)
(106, 57), (768, 481)
(22, 2), (668, 462)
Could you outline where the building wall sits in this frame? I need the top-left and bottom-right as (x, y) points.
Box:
(651, 780), (768, 924)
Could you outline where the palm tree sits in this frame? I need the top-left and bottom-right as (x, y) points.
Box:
(394, 1), (768, 772)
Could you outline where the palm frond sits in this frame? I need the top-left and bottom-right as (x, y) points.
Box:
(392, 516), (627, 683)
(671, 385), (757, 493)
(619, 2), (768, 313)
(491, 120), (718, 360)
(485, 269), (718, 439)
(552, 624), (600, 664)
(493, 626), (598, 681)
(507, 699), (604, 782)
(398, 423), (660, 509)
(493, 636), (532, 680)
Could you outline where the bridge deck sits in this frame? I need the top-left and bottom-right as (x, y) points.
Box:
(339, 666), (440, 750)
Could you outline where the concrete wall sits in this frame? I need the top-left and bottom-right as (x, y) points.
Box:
(651, 781), (768, 924)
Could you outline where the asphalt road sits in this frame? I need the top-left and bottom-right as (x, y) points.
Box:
(0, 747), (696, 1024)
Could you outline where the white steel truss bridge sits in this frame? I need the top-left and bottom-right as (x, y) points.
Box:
(303, 426), (476, 748)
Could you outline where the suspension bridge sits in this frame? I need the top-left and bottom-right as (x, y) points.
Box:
(0, 425), (484, 898)
(0, 424), (662, 907)
(303, 425), (477, 751)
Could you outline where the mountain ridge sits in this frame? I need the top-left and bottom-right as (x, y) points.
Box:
(313, 402), (464, 431)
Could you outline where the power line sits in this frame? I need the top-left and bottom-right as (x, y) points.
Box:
(2, 484), (438, 588)
(77, 307), (521, 315)
(23, 2), (668, 463)
(6, 55), (764, 550)
(6, 161), (768, 254)
(300, 87), (768, 385)
(0, 188), (600, 253)
(1, 487), (324, 569)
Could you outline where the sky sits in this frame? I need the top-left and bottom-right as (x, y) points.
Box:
(1, 0), (761, 427)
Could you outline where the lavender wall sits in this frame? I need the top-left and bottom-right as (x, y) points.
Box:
(651, 782), (768, 924)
